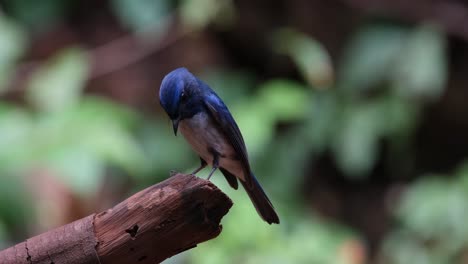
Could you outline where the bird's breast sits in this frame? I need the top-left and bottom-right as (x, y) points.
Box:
(178, 112), (244, 179)
(179, 112), (231, 158)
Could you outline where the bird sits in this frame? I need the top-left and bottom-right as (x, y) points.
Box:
(159, 67), (280, 224)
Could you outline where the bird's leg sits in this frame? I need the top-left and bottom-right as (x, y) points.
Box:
(207, 155), (219, 180)
(191, 158), (207, 175)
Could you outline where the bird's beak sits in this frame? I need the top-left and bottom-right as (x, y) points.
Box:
(172, 119), (179, 136)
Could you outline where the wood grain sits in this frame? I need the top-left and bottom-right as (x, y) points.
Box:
(0, 174), (232, 264)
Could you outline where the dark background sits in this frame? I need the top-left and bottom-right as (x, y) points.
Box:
(1, 0), (468, 263)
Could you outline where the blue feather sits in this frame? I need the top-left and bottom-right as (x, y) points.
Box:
(159, 67), (280, 224)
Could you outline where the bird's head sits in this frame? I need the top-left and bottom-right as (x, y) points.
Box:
(159, 67), (197, 135)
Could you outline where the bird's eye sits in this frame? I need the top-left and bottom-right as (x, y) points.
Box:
(180, 91), (186, 100)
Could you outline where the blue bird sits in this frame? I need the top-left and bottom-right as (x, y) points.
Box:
(159, 67), (280, 224)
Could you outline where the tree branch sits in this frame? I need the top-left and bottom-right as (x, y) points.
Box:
(0, 173), (233, 264)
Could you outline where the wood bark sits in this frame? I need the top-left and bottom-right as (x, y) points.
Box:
(0, 173), (232, 264)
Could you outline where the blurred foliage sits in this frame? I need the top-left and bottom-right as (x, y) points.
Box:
(379, 163), (468, 264)
(1, 0), (69, 31)
(0, 1), (461, 264)
(111, 0), (171, 34)
(273, 28), (334, 88)
(181, 0), (236, 30)
(285, 23), (446, 178)
(27, 48), (89, 112)
(186, 177), (364, 264)
(0, 14), (26, 92)
(0, 45), (148, 197)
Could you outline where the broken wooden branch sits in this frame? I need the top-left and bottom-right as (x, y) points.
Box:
(0, 173), (232, 264)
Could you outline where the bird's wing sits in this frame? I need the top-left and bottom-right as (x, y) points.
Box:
(203, 94), (253, 188)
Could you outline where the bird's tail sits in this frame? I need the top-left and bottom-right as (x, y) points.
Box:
(241, 174), (280, 224)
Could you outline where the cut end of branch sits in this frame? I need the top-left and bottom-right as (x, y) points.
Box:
(94, 173), (233, 264)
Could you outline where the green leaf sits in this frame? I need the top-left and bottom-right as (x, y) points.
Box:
(381, 94), (419, 136)
(72, 97), (147, 174)
(380, 231), (438, 264)
(25, 96), (147, 193)
(231, 102), (274, 156)
(43, 147), (104, 196)
(392, 24), (447, 99)
(0, 220), (8, 249)
(338, 25), (408, 93)
(304, 90), (339, 154)
(26, 48), (89, 113)
(397, 176), (468, 245)
(0, 103), (33, 172)
(230, 79), (309, 156)
(455, 162), (468, 193)
(384, 172), (468, 263)
(332, 102), (385, 177)
(111, 0), (171, 33)
(0, 14), (27, 93)
(180, 0), (236, 30)
(0, 173), (30, 236)
(136, 120), (193, 180)
(273, 28), (334, 88)
(200, 68), (254, 105)
(3, 0), (68, 31)
(257, 79), (310, 122)
(79, 123), (147, 178)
